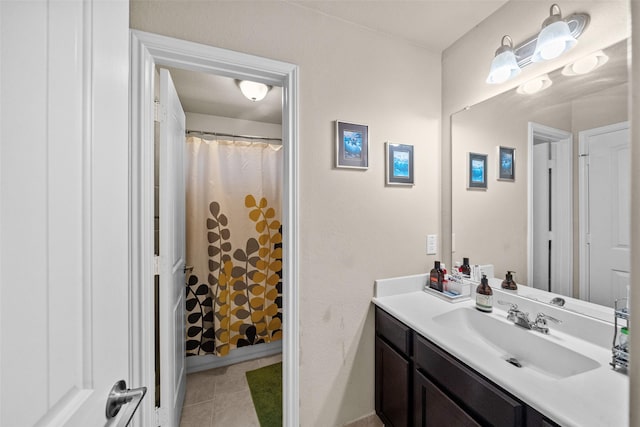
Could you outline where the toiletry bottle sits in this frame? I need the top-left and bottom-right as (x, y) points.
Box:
(475, 274), (493, 312)
(429, 261), (443, 292)
(501, 271), (517, 290)
(460, 257), (471, 276)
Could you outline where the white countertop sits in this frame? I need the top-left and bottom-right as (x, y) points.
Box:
(373, 275), (629, 427)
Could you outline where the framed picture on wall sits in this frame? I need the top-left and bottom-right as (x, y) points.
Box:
(468, 152), (487, 190)
(386, 143), (414, 185)
(497, 146), (515, 181)
(335, 120), (369, 169)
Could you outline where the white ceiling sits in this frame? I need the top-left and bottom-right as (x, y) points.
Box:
(288, 0), (509, 51)
(167, 66), (284, 124)
(169, 1), (508, 125)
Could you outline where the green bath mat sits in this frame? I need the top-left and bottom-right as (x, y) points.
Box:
(245, 362), (282, 427)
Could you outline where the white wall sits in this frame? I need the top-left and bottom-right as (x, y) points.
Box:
(131, 1), (442, 424)
(186, 112), (282, 141)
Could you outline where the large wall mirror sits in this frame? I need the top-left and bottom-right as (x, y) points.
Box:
(452, 38), (630, 315)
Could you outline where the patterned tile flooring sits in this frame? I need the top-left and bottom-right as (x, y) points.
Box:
(180, 353), (282, 427)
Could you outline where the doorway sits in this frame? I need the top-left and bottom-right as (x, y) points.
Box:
(527, 122), (573, 296)
(157, 65), (284, 425)
(130, 31), (299, 427)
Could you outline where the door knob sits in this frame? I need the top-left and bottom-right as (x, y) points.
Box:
(105, 380), (147, 426)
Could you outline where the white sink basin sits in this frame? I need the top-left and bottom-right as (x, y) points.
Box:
(432, 307), (601, 379)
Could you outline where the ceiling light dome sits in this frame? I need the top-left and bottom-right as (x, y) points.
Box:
(486, 35), (521, 84)
(562, 51), (608, 76)
(238, 80), (271, 102)
(532, 4), (577, 62)
(517, 74), (553, 95)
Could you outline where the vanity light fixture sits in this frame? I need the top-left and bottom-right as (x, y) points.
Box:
(485, 4), (589, 85)
(562, 50), (609, 76)
(516, 74), (553, 95)
(237, 80), (271, 102)
(486, 35), (521, 84)
(532, 4), (577, 62)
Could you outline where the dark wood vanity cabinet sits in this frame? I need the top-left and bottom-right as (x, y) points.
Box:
(375, 307), (560, 427)
(375, 308), (413, 426)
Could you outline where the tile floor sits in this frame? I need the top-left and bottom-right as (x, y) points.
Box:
(179, 353), (282, 427)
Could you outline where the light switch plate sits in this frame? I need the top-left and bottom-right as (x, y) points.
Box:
(426, 234), (437, 255)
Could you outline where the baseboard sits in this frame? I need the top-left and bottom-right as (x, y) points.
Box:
(185, 340), (283, 374)
(343, 413), (384, 427)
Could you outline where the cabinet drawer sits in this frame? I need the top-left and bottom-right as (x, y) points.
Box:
(414, 334), (523, 427)
(376, 307), (412, 356)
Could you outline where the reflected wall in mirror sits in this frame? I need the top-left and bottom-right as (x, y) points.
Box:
(452, 39), (629, 310)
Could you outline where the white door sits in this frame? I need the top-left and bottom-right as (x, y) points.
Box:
(580, 122), (630, 307)
(0, 1), (136, 426)
(158, 68), (187, 426)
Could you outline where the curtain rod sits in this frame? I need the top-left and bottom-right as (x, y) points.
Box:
(186, 129), (282, 142)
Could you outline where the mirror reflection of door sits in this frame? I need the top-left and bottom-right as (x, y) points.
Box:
(579, 122), (630, 307)
(529, 123), (572, 297)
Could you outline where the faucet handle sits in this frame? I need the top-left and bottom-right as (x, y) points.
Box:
(535, 312), (561, 325)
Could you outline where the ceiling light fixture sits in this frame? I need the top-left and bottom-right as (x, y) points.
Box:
(237, 80), (271, 102)
(517, 74), (553, 95)
(486, 4), (589, 85)
(532, 4), (578, 62)
(562, 50), (609, 76)
(486, 35), (521, 84)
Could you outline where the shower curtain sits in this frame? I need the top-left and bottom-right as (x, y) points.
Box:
(184, 136), (283, 357)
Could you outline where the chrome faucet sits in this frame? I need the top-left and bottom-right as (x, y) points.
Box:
(498, 301), (562, 334)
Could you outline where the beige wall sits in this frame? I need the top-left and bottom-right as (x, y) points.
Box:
(131, 1), (442, 424)
(452, 99), (570, 282)
(445, 0), (637, 424)
(441, 0), (631, 268)
(452, 82), (627, 289)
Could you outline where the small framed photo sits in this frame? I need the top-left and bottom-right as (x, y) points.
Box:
(386, 143), (414, 185)
(468, 152), (487, 190)
(497, 146), (515, 181)
(335, 121), (368, 169)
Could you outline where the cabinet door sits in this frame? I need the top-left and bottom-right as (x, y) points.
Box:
(376, 336), (411, 426)
(414, 370), (480, 427)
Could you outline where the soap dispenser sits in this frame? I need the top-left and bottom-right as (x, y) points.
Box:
(501, 271), (518, 290)
(460, 257), (471, 277)
(429, 261), (444, 292)
(475, 274), (493, 312)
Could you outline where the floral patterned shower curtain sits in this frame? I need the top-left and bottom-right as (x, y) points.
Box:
(184, 136), (283, 357)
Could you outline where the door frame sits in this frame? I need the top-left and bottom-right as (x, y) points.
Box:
(527, 122), (573, 294)
(578, 121), (629, 302)
(129, 30), (300, 426)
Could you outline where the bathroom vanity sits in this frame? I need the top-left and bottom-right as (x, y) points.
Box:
(373, 274), (628, 427)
